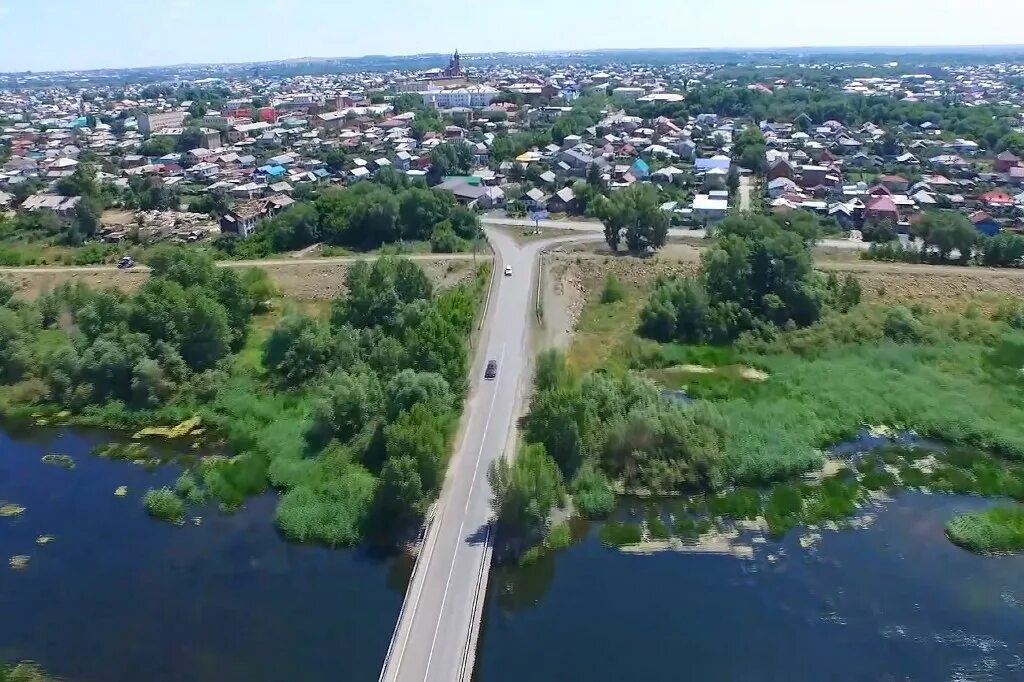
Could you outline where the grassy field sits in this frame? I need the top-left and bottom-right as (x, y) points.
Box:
(567, 281), (1024, 486)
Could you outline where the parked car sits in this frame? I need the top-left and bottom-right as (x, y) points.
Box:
(484, 360), (498, 379)
(117, 256), (135, 269)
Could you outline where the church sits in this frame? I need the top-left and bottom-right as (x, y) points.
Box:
(443, 49), (462, 78)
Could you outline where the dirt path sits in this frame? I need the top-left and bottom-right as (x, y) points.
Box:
(2, 254), (486, 301)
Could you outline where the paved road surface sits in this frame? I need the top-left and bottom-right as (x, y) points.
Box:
(379, 228), (598, 682)
(0, 253), (486, 275)
(483, 215), (871, 251)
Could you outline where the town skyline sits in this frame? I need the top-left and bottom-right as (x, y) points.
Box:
(2, 0), (1024, 72)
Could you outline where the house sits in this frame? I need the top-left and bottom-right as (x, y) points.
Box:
(863, 194), (900, 223)
(767, 158), (797, 181)
(219, 198), (285, 238)
(979, 190), (1015, 209)
(546, 187), (577, 214)
(694, 155), (731, 172)
(969, 211), (1000, 237)
(995, 151), (1021, 173)
(800, 165), (827, 188)
(767, 177), (799, 199)
(692, 194), (728, 223)
(21, 194), (81, 216)
(630, 158), (650, 179)
(879, 175), (910, 193)
(704, 167), (728, 191)
(524, 188), (548, 210)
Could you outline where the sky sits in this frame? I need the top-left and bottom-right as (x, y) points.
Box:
(2, 0), (1023, 72)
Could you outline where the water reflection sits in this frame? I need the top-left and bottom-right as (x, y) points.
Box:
(0, 427), (403, 682)
(477, 492), (1024, 681)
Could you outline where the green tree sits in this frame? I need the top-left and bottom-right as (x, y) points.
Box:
(596, 183), (668, 253)
(308, 370), (385, 445)
(488, 443), (565, 534)
(263, 313), (336, 386)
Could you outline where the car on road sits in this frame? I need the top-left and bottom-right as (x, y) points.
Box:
(484, 360), (498, 380)
(504, 264), (512, 276)
(117, 256), (135, 269)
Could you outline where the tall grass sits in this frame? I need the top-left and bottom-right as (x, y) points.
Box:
(946, 505), (1024, 554)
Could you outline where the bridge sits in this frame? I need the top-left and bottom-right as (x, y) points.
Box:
(378, 226), (595, 682)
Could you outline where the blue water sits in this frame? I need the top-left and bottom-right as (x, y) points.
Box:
(477, 492), (1024, 681)
(0, 427), (404, 682)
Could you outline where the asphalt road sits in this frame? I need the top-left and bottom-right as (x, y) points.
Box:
(482, 215), (872, 251)
(379, 228), (598, 682)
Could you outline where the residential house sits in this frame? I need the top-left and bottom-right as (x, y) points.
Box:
(879, 175), (910, 193)
(692, 194), (728, 223)
(524, 188), (548, 211)
(546, 187), (577, 214)
(995, 151), (1021, 173)
(970, 210), (1001, 236)
(21, 194), (81, 216)
(863, 194), (900, 224)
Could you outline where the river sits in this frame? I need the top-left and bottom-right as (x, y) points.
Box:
(476, 491), (1024, 681)
(0, 426), (405, 682)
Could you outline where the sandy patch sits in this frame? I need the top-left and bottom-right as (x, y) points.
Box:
(738, 367), (770, 381)
(619, 527), (755, 560)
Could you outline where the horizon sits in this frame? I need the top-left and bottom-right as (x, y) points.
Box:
(6, 42), (1024, 75)
(1, 0), (1023, 73)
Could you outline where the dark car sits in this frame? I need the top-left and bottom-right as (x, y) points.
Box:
(484, 360), (498, 380)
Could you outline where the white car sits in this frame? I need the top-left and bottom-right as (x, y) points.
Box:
(504, 265), (513, 277)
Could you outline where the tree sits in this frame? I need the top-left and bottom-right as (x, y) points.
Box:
(640, 214), (826, 343)
(308, 370), (384, 445)
(384, 369), (453, 420)
(384, 403), (448, 494)
(913, 211), (977, 263)
(263, 313), (336, 386)
(427, 143), (473, 184)
(488, 443), (565, 534)
(596, 183), (668, 253)
(331, 257), (432, 332)
(981, 232), (1024, 267)
(398, 187), (454, 241)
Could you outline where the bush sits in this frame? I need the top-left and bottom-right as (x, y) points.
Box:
(570, 463), (616, 518)
(143, 487), (185, 523)
(600, 273), (626, 304)
(946, 505), (1024, 554)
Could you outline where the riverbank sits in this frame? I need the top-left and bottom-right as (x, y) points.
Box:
(0, 426), (404, 682)
(0, 248), (490, 548)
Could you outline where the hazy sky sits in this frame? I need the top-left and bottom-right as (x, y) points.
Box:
(2, 0), (1023, 72)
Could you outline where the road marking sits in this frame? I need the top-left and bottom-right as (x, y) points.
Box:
(422, 342), (507, 682)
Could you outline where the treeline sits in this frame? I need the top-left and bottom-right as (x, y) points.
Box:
(626, 85), (1021, 152)
(214, 176), (481, 259)
(270, 258), (484, 544)
(640, 214), (861, 345)
(0, 250), (487, 547)
(863, 212), (1024, 268)
(0, 247), (270, 410)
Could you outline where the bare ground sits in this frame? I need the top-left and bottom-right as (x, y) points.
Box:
(3, 257), (482, 301)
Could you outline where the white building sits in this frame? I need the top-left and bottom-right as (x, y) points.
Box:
(421, 85), (500, 109)
(612, 86), (647, 100)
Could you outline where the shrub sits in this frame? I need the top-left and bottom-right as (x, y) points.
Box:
(600, 273), (626, 304)
(143, 487), (185, 523)
(946, 505), (1024, 554)
(570, 463), (616, 518)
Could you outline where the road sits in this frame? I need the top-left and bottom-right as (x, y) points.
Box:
(482, 215), (872, 251)
(379, 228), (598, 682)
(0, 253), (485, 275)
(738, 175), (753, 211)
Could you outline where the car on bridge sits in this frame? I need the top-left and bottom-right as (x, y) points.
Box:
(504, 264), (512, 276)
(484, 360), (498, 380)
